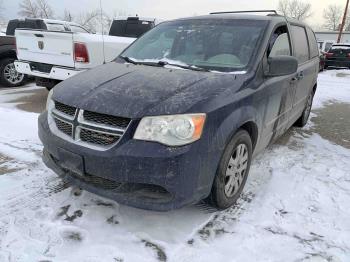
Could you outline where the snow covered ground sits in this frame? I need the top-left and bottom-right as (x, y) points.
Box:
(0, 70), (350, 262)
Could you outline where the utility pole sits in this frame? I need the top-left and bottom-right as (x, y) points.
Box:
(337, 0), (350, 43)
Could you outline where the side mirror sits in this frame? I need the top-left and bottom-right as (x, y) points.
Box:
(266, 55), (298, 77)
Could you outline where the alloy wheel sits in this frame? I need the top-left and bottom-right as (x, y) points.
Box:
(3, 63), (24, 85)
(224, 144), (249, 198)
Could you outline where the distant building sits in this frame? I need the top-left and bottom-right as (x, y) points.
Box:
(315, 31), (350, 43)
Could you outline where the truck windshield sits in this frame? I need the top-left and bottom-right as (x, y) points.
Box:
(120, 19), (267, 72)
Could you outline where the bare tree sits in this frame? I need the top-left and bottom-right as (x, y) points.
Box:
(278, 0), (312, 21)
(18, 0), (39, 18)
(63, 9), (74, 22)
(36, 0), (54, 19)
(75, 10), (101, 33)
(18, 0), (54, 18)
(323, 5), (342, 31)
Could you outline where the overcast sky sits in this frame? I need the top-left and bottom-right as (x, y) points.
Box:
(2, 0), (347, 29)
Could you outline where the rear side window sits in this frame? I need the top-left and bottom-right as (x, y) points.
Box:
(46, 23), (66, 32)
(306, 27), (318, 58)
(109, 19), (154, 38)
(291, 25), (309, 63)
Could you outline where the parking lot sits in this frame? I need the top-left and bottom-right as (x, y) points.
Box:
(0, 70), (349, 261)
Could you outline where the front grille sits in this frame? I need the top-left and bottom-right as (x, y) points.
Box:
(54, 118), (72, 136)
(55, 101), (76, 117)
(50, 104), (129, 149)
(80, 128), (120, 146)
(83, 110), (131, 129)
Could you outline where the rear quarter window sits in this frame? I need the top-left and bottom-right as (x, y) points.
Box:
(46, 23), (66, 32)
(109, 20), (154, 38)
(290, 25), (310, 63)
(306, 27), (318, 58)
(330, 45), (350, 55)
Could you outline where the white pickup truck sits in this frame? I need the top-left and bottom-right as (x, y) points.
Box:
(15, 17), (157, 89)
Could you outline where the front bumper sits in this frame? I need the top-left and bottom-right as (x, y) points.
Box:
(39, 112), (220, 211)
(14, 61), (85, 81)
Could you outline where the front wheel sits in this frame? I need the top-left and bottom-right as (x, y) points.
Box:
(207, 130), (253, 209)
(0, 58), (27, 87)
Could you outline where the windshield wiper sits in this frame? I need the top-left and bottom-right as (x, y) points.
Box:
(158, 61), (210, 72)
(120, 56), (138, 65)
(120, 57), (209, 72)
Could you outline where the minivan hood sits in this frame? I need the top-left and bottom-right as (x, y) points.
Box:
(53, 62), (239, 118)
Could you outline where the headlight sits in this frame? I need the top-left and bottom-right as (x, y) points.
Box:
(46, 89), (54, 112)
(134, 114), (206, 146)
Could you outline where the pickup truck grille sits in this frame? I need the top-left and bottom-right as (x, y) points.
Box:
(51, 101), (131, 150)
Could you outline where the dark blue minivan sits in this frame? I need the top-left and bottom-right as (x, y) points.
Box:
(39, 11), (319, 211)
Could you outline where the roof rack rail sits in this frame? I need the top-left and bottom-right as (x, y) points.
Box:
(210, 10), (278, 15)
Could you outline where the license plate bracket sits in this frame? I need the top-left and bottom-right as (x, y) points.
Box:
(57, 148), (84, 176)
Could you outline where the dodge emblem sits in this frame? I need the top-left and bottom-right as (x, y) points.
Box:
(38, 41), (44, 50)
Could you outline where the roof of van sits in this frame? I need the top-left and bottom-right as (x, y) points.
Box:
(173, 13), (306, 27)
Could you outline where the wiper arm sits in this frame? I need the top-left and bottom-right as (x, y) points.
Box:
(120, 56), (138, 65)
(158, 61), (209, 72)
(120, 57), (209, 72)
(121, 57), (164, 67)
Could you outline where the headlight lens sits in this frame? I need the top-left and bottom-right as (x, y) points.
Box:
(134, 114), (206, 146)
(46, 89), (54, 112)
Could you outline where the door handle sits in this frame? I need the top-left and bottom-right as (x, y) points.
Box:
(297, 71), (304, 80)
(290, 77), (298, 83)
(291, 72), (304, 83)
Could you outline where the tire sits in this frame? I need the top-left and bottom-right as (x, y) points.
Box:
(294, 91), (314, 128)
(0, 58), (27, 87)
(207, 130), (253, 209)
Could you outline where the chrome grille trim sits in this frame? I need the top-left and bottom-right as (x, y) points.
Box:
(54, 101), (77, 120)
(49, 103), (130, 151)
(77, 110), (126, 133)
(53, 117), (73, 137)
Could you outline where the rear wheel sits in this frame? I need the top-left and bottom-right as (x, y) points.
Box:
(207, 130), (252, 209)
(294, 91), (314, 127)
(0, 58), (27, 87)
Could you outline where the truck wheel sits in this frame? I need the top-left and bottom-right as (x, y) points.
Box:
(207, 130), (252, 210)
(0, 58), (27, 87)
(294, 91), (314, 128)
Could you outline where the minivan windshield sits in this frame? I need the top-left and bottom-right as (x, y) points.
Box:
(120, 19), (267, 72)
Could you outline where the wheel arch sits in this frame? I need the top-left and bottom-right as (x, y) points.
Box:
(0, 50), (17, 63)
(238, 121), (259, 151)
